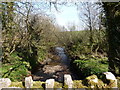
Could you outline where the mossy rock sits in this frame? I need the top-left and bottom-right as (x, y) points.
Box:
(86, 75), (98, 80)
(83, 75), (106, 88)
(63, 84), (68, 88)
(54, 81), (62, 88)
(73, 80), (87, 88)
(9, 82), (24, 88)
(97, 79), (107, 88)
(32, 81), (44, 88)
(117, 77), (120, 88)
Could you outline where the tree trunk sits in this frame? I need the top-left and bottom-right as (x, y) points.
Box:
(102, 2), (120, 75)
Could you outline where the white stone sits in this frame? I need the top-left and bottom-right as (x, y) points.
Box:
(91, 78), (98, 83)
(25, 76), (33, 88)
(8, 87), (20, 88)
(64, 74), (73, 88)
(45, 79), (54, 88)
(103, 72), (117, 88)
(103, 72), (116, 80)
(0, 78), (11, 88)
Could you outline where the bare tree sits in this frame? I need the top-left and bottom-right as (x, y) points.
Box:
(78, 2), (103, 53)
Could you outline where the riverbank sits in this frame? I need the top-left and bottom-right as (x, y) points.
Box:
(32, 47), (78, 82)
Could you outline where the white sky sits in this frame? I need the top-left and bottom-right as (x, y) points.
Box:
(49, 4), (83, 30)
(55, 6), (80, 26)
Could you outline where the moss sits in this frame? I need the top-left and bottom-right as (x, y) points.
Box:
(117, 77), (120, 88)
(9, 81), (45, 88)
(84, 75), (106, 88)
(86, 75), (98, 80)
(63, 84), (68, 88)
(9, 82), (24, 88)
(32, 81), (44, 88)
(73, 80), (87, 88)
(97, 79), (107, 88)
(107, 79), (117, 88)
(54, 81), (62, 88)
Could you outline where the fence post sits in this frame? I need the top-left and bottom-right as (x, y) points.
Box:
(25, 76), (33, 88)
(0, 78), (11, 89)
(45, 79), (54, 89)
(64, 74), (73, 88)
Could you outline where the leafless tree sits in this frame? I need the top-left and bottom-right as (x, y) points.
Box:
(78, 2), (103, 52)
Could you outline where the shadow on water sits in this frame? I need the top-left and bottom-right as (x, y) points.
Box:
(32, 47), (80, 82)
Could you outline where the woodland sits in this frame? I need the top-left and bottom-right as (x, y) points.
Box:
(0, 1), (120, 82)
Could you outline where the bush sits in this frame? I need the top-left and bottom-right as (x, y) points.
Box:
(1, 52), (30, 81)
(73, 55), (108, 78)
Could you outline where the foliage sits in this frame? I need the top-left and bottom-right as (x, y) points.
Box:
(73, 55), (108, 77)
(1, 2), (60, 81)
(1, 52), (30, 81)
(64, 30), (108, 59)
(1, 1), (117, 82)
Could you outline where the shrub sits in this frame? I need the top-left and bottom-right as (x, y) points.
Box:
(73, 55), (108, 78)
(1, 52), (29, 81)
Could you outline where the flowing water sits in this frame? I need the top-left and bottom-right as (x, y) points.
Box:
(32, 47), (78, 82)
(55, 47), (70, 66)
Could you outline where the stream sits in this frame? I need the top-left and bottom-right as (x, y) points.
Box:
(55, 47), (70, 66)
(32, 47), (79, 82)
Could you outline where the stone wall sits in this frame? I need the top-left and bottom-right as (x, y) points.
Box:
(0, 72), (120, 89)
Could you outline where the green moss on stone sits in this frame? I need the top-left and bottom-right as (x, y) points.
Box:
(73, 80), (87, 88)
(83, 75), (106, 88)
(9, 82), (24, 88)
(86, 75), (98, 80)
(117, 77), (120, 88)
(97, 79), (107, 88)
(54, 82), (62, 88)
(63, 84), (68, 88)
(108, 79), (117, 88)
(32, 81), (44, 88)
